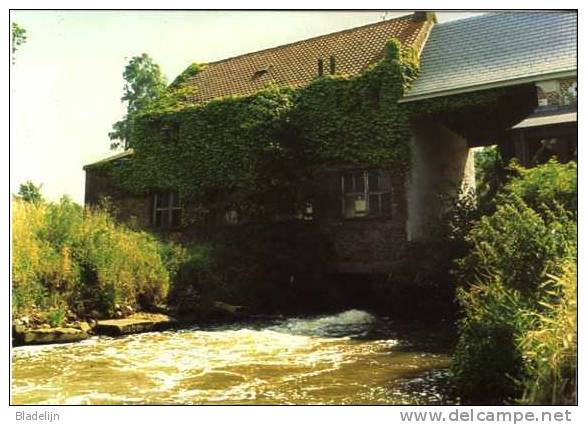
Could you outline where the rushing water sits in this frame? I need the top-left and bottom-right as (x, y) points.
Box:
(12, 310), (454, 405)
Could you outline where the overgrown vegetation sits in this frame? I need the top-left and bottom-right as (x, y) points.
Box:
(518, 262), (576, 405)
(169, 62), (206, 88)
(12, 195), (178, 321)
(112, 39), (419, 222)
(11, 188), (333, 323)
(474, 146), (507, 215)
(105, 40), (426, 316)
(452, 160), (577, 404)
(29, 31), (573, 404)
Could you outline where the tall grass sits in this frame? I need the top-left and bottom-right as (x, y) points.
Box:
(12, 197), (174, 318)
(518, 263), (577, 405)
(452, 160), (577, 404)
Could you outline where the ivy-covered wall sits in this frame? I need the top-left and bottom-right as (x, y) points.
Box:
(112, 39), (419, 224)
(86, 35), (537, 273)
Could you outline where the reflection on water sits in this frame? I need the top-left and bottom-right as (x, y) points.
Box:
(12, 309), (453, 405)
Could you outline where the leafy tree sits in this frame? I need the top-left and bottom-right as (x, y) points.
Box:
(11, 22), (27, 64)
(16, 181), (43, 204)
(109, 53), (167, 150)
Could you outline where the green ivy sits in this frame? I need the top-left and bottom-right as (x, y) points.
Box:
(169, 62), (206, 88)
(111, 39), (415, 218)
(409, 88), (504, 117)
(111, 37), (516, 221)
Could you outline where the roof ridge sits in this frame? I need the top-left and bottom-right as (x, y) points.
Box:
(200, 12), (417, 68)
(433, 11), (499, 28)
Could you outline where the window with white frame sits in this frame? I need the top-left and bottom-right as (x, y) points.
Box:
(341, 170), (392, 218)
(153, 191), (182, 228)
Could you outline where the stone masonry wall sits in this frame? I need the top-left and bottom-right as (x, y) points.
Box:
(84, 166), (152, 228)
(313, 167), (408, 274)
(85, 162), (410, 275)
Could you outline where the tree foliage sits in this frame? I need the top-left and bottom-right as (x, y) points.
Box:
(109, 53), (167, 150)
(16, 181), (44, 204)
(11, 22), (27, 64)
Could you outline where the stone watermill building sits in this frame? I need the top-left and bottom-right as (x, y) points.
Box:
(84, 11), (577, 274)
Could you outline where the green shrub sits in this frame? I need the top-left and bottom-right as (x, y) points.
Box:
(504, 159), (577, 214)
(167, 241), (221, 314)
(46, 306), (66, 327)
(452, 160), (577, 404)
(453, 278), (534, 404)
(72, 207), (171, 314)
(12, 199), (69, 313)
(455, 198), (576, 297)
(12, 197), (173, 319)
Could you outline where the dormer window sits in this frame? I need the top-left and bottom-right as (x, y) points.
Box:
(252, 69), (269, 81)
(317, 58), (324, 77)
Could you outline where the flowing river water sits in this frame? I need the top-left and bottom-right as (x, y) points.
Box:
(12, 310), (454, 405)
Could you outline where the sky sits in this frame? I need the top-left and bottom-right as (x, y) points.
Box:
(10, 10), (483, 203)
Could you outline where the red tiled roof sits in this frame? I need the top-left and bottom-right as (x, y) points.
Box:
(182, 13), (434, 103)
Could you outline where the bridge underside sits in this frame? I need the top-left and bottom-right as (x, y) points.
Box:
(406, 84), (538, 242)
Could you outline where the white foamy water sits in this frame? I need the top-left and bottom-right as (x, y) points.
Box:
(12, 310), (451, 405)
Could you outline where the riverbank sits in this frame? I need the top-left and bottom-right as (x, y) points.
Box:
(12, 300), (251, 346)
(13, 313), (174, 346)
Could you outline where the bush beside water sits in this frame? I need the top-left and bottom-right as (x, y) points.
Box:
(452, 159), (577, 404)
(12, 192), (334, 324)
(12, 196), (176, 320)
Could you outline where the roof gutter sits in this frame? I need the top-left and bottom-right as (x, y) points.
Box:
(398, 69), (577, 103)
